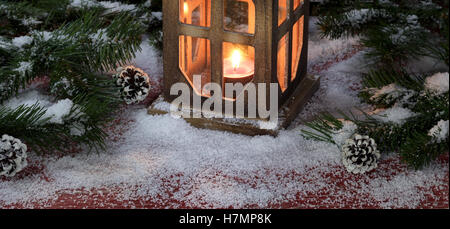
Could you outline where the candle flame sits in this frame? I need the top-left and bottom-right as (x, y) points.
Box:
(183, 2), (189, 15)
(231, 50), (241, 71)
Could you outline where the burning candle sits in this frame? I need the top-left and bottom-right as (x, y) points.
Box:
(183, 2), (189, 16)
(223, 49), (255, 85)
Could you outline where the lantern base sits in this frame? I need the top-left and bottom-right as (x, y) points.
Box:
(148, 74), (320, 136)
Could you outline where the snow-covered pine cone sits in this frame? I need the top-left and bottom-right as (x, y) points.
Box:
(342, 134), (380, 174)
(115, 66), (151, 104)
(0, 134), (28, 177)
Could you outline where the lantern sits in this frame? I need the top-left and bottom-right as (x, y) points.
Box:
(152, 0), (319, 135)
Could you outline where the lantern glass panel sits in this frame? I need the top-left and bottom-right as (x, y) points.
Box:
(179, 0), (211, 27)
(293, 0), (303, 10)
(277, 33), (289, 92)
(291, 16), (304, 81)
(278, 0), (289, 26)
(223, 42), (255, 99)
(179, 35), (211, 97)
(224, 0), (255, 34)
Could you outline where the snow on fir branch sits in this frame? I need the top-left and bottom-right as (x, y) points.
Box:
(303, 69), (449, 170)
(317, 0), (448, 67)
(0, 0), (163, 156)
(304, 0), (449, 170)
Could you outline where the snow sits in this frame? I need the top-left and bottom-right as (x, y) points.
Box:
(406, 15), (419, 25)
(51, 78), (75, 97)
(368, 163), (446, 208)
(4, 90), (53, 109)
(152, 12), (162, 20)
(0, 38), (9, 50)
(69, 0), (136, 13)
(34, 31), (55, 42)
(143, 0), (152, 8)
(11, 36), (33, 48)
(375, 107), (417, 124)
(307, 18), (361, 69)
(1, 108), (446, 208)
(131, 38), (163, 80)
(389, 15), (423, 45)
(43, 99), (74, 124)
(300, 50), (368, 121)
(89, 28), (109, 44)
(332, 121), (358, 146)
(0, 110), (344, 207)
(295, 17), (368, 122)
(346, 9), (373, 28)
(99, 1), (136, 13)
(407, 57), (449, 74)
(70, 0), (98, 8)
(14, 62), (33, 76)
(21, 18), (42, 27)
(425, 72), (449, 95)
(3, 89), (75, 125)
(0, 17), (447, 209)
(429, 120), (449, 143)
(390, 27), (412, 45)
(342, 8), (388, 29)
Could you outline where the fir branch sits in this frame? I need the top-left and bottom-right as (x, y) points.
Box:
(309, 0), (449, 170)
(398, 131), (448, 169)
(0, 88), (118, 154)
(361, 67), (424, 89)
(0, 103), (74, 153)
(317, 0), (449, 67)
(0, 9), (144, 102)
(301, 112), (344, 144)
(425, 15), (449, 66)
(1, 1), (149, 154)
(361, 24), (429, 66)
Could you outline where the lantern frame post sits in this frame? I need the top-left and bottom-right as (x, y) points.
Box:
(273, 0), (310, 103)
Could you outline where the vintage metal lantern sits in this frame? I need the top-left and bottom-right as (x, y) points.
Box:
(154, 0), (319, 135)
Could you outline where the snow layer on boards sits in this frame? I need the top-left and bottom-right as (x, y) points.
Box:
(0, 17), (448, 209)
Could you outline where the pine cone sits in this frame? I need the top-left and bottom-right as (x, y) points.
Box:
(115, 66), (151, 104)
(342, 134), (380, 174)
(0, 134), (28, 177)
